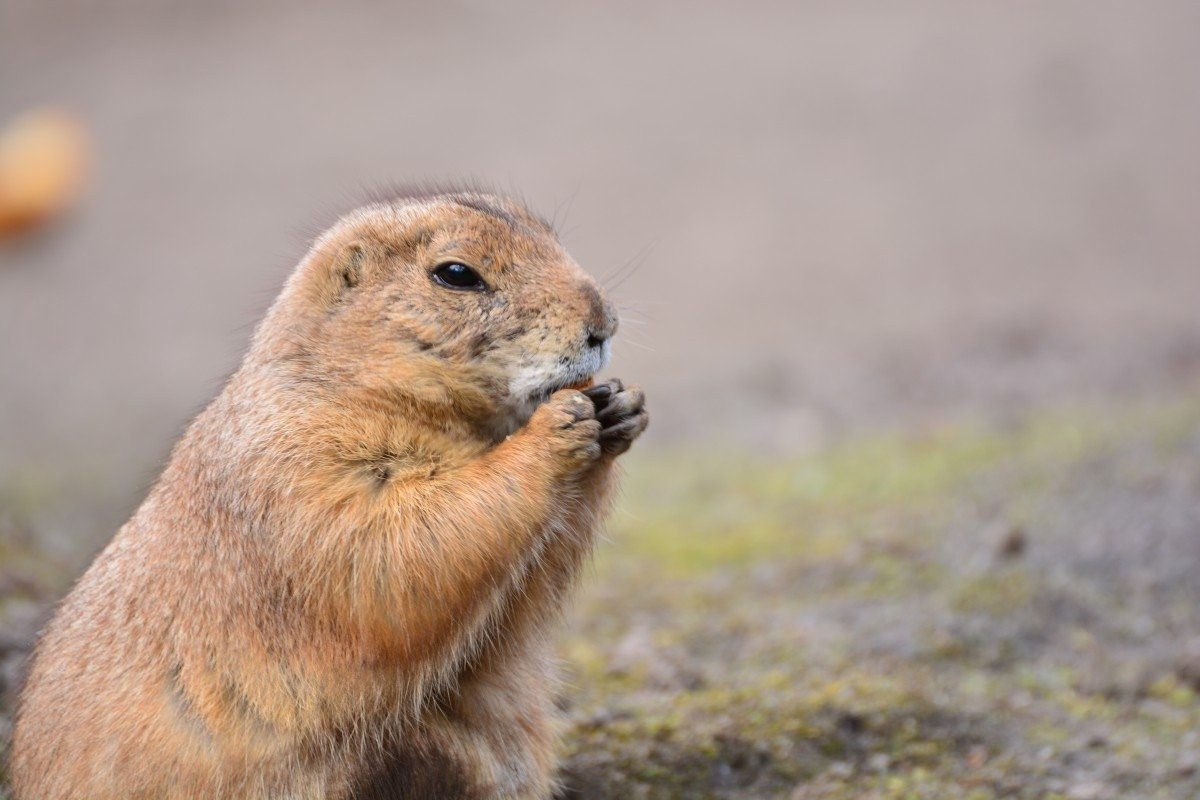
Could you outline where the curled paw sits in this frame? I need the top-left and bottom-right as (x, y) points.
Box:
(528, 389), (603, 472)
(582, 379), (648, 457)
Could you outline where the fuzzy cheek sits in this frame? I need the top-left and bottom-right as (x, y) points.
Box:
(593, 340), (612, 372)
(506, 359), (561, 401)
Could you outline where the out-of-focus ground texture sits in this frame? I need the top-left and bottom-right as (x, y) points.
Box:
(3, 2), (1200, 797)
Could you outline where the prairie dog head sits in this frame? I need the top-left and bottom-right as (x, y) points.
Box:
(257, 191), (617, 435)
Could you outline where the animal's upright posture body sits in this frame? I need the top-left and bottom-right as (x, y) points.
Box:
(10, 191), (648, 799)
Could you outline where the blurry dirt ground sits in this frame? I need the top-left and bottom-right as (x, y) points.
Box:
(554, 391), (1200, 799)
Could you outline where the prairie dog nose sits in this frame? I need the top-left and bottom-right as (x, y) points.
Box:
(586, 328), (610, 349)
(581, 282), (617, 349)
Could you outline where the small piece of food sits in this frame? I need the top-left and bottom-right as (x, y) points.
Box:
(0, 107), (91, 240)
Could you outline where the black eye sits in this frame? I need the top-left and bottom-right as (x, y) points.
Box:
(432, 262), (487, 291)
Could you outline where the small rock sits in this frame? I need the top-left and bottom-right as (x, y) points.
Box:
(867, 753), (890, 773)
(607, 625), (704, 690)
(1066, 780), (1109, 800)
(995, 524), (1027, 559)
(1173, 639), (1200, 690)
(836, 711), (865, 735)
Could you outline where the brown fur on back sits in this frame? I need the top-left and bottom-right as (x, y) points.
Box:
(9, 191), (647, 799)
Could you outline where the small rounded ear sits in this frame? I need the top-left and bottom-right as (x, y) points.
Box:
(338, 242), (366, 291)
(309, 238), (377, 308)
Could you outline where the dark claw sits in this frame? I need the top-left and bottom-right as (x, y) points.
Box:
(599, 416), (642, 440)
(583, 379), (623, 413)
(596, 393), (644, 425)
(599, 412), (649, 455)
(582, 384), (613, 402)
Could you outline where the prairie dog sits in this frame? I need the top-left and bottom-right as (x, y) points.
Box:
(10, 190), (648, 799)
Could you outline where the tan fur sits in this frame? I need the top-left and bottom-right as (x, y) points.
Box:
(9, 191), (648, 799)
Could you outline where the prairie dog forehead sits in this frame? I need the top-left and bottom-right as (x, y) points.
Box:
(313, 195), (556, 255)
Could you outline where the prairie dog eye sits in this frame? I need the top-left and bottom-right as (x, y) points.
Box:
(432, 262), (487, 291)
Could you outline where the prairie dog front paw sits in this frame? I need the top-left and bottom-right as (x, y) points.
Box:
(527, 389), (602, 474)
(583, 379), (648, 457)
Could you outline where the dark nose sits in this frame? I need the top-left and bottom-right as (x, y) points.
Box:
(582, 282), (617, 349)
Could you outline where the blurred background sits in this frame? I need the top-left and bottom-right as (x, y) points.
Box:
(3, 2), (1200, 798)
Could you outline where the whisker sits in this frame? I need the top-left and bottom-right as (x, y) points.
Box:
(615, 329), (653, 347)
(606, 245), (656, 294)
(615, 338), (655, 353)
(618, 298), (665, 309)
(617, 314), (653, 327)
(550, 183), (582, 234)
(600, 240), (656, 291)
